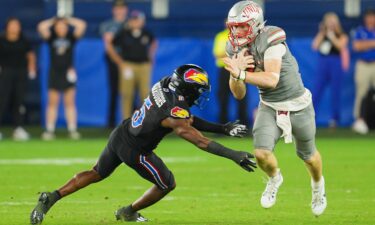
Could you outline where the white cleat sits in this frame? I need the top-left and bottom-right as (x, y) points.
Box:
(352, 119), (368, 135)
(261, 169), (283, 208)
(13, 127), (30, 141)
(311, 177), (327, 216)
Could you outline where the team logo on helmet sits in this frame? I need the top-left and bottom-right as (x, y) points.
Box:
(171, 106), (189, 119)
(183, 69), (208, 86)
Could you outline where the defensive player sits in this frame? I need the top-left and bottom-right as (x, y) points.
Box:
(222, 1), (327, 216)
(30, 64), (256, 224)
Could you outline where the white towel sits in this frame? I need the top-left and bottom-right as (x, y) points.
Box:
(276, 111), (292, 143)
(260, 89), (312, 144)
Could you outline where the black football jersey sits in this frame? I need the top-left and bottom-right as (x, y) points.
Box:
(120, 77), (191, 154)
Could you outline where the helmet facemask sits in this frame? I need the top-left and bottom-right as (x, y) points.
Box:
(194, 86), (210, 109)
(227, 19), (260, 47)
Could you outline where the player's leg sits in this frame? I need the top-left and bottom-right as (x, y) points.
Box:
(291, 104), (326, 216)
(116, 152), (176, 222)
(30, 130), (123, 224)
(63, 87), (80, 139)
(252, 103), (283, 208)
(42, 89), (60, 140)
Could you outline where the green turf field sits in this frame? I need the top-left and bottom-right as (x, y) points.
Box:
(0, 131), (374, 225)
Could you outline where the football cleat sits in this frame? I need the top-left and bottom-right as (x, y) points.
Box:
(30, 192), (55, 224)
(311, 177), (327, 216)
(115, 207), (149, 222)
(260, 169), (283, 208)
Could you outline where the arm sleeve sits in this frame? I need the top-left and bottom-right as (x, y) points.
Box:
(264, 44), (286, 60)
(192, 116), (225, 134)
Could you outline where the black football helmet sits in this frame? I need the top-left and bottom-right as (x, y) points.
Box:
(169, 64), (211, 109)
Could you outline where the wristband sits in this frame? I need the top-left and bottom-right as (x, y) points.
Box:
(238, 70), (246, 81)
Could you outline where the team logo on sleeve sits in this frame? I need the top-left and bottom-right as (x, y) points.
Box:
(183, 69), (208, 85)
(171, 106), (189, 118)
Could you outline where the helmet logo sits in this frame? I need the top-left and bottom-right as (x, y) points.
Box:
(242, 4), (261, 18)
(171, 106), (189, 118)
(183, 69), (208, 86)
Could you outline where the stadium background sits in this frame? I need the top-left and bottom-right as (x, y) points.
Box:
(1, 0), (375, 128)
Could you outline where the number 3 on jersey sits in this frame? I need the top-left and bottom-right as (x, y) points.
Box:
(131, 97), (153, 128)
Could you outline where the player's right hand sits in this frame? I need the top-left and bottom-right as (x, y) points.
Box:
(233, 151), (257, 172)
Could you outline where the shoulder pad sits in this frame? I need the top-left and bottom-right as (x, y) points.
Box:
(265, 26), (286, 46)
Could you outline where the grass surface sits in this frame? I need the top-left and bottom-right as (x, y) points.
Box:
(0, 130), (374, 225)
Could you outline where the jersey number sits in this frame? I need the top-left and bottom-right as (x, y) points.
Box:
(131, 97), (153, 128)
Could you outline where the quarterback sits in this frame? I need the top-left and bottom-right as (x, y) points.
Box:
(30, 64), (256, 224)
(223, 1), (327, 216)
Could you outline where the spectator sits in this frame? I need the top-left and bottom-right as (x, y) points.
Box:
(213, 23), (249, 126)
(100, 0), (128, 128)
(352, 9), (375, 134)
(107, 10), (157, 120)
(312, 12), (348, 128)
(37, 17), (86, 140)
(0, 17), (36, 141)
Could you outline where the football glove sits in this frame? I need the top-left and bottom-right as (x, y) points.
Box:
(232, 151), (257, 172)
(224, 120), (248, 137)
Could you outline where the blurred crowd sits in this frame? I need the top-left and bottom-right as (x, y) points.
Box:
(0, 0), (374, 141)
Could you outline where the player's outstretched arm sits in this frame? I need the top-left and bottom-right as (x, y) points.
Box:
(191, 116), (248, 137)
(161, 117), (256, 172)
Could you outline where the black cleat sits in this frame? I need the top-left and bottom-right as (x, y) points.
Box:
(30, 192), (55, 224)
(115, 207), (149, 222)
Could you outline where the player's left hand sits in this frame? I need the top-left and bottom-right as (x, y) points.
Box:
(223, 120), (248, 137)
(233, 151), (257, 172)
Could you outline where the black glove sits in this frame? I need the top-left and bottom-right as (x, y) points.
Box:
(232, 151), (257, 172)
(223, 120), (248, 137)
